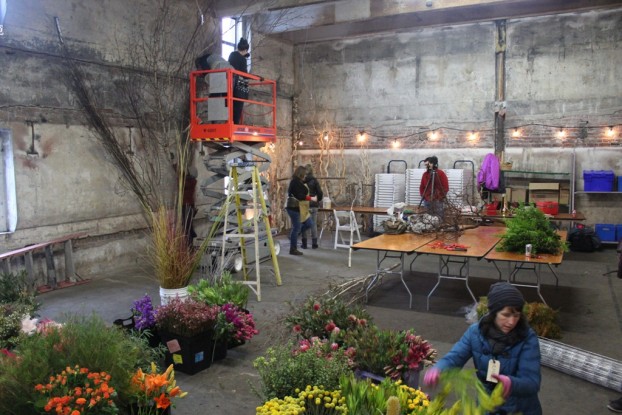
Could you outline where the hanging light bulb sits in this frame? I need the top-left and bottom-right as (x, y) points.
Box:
(298, 140), (304, 146)
(429, 130), (438, 141)
(512, 128), (520, 138)
(469, 131), (478, 141)
(391, 139), (400, 148)
(606, 126), (615, 137)
(357, 131), (366, 142)
(558, 128), (566, 138)
(323, 131), (329, 141)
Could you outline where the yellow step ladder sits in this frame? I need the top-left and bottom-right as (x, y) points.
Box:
(220, 163), (281, 301)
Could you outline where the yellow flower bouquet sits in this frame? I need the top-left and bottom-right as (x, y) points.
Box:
(129, 363), (187, 415)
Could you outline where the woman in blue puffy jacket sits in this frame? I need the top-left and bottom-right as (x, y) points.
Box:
(424, 282), (542, 415)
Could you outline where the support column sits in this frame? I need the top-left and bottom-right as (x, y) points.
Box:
(494, 20), (507, 158)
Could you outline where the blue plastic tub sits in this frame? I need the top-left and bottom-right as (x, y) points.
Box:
(616, 224), (622, 242)
(583, 170), (615, 192)
(595, 224), (616, 242)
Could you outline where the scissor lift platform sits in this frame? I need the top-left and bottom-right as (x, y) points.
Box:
(189, 68), (277, 143)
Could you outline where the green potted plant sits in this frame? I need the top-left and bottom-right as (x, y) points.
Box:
(187, 271), (250, 308)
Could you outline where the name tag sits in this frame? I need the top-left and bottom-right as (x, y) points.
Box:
(486, 359), (500, 382)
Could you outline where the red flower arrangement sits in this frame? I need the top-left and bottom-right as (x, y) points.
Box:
(384, 329), (437, 381)
(34, 365), (118, 415)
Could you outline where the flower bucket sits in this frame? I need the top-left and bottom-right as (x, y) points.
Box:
(402, 369), (421, 389)
(212, 339), (228, 362)
(354, 369), (385, 384)
(159, 286), (189, 306)
(159, 330), (214, 375)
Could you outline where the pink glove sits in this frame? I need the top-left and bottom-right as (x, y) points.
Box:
(423, 367), (441, 387)
(492, 374), (512, 398)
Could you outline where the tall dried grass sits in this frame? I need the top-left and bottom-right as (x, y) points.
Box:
(149, 206), (199, 289)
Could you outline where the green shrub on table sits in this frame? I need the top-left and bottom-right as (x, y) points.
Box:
(496, 205), (568, 255)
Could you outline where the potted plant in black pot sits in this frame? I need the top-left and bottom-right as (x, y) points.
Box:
(154, 297), (220, 375)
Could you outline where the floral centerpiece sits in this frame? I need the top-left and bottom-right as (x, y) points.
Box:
(128, 362), (187, 415)
(34, 365), (118, 414)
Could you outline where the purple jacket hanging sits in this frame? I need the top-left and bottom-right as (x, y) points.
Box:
(477, 153), (500, 191)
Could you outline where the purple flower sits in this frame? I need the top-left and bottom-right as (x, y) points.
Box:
(132, 294), (156, 330)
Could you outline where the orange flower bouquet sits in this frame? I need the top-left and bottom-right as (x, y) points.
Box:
(34, 365), (118, 414)
(129, 363), (187, 415)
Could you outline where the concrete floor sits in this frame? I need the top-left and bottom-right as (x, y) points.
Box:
(37, 232), (622, 415)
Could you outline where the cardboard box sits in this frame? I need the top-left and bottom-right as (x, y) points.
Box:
(528, 182), (560, 191)
(559, 189), (570, 205)
(529, 191), (559, 203)
(510, 188), (527, 204)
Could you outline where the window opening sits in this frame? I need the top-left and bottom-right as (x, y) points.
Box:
(0, 129), (17, 233)
(221, 16), (250, 70)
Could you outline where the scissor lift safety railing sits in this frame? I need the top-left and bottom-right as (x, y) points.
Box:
(189, 68), (277, 143)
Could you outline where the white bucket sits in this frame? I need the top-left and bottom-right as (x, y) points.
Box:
(159, 286), (190, 306)
(322, 197), (332, 209)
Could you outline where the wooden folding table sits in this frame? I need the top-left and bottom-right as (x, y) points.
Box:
(351, 233), (435, 308)
(415, 227), (505, 310)
(484, 231), (567, 305)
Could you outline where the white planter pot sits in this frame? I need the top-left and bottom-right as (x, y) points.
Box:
(159, 286), (189, 306)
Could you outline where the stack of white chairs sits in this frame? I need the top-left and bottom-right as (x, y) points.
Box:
(373, 173), (405, 232)
(405, 168), (426, 207)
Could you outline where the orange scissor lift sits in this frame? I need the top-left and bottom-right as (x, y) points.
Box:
(189, 68), (277, 143)
(189, 68), (281, 299)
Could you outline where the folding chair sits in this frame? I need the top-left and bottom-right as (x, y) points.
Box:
(333, 210), (363, 267)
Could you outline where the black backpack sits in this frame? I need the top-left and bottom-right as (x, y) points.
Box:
(568, 226), (602, 252)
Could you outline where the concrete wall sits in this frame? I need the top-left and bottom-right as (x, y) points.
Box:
(294, 8), (622, 229)
(0, 0), (296, 282)
(0, 0), (290, 283)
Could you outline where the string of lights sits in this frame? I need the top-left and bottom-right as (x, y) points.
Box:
(297, 121), (621, 148)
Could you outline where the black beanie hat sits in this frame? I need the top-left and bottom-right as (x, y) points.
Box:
(237, 38), (249, 51)
(487, 282), (524, 314)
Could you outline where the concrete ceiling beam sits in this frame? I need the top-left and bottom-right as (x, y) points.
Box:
(213, 0), (622, 44)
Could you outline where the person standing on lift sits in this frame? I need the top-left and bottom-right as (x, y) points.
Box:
(419, 156), (449, 217)
(228, 38), (250, 125)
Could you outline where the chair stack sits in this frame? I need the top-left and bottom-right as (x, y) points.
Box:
(373, 173), (406, 232)
(445, 168), (474, 207)
(405, 168), (426, 207)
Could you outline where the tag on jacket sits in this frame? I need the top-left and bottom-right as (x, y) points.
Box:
(486, 359), (500, 382)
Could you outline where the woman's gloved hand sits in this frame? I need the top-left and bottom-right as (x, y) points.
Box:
(492, 374), (512, 398)
(423, 367), (441, 387)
